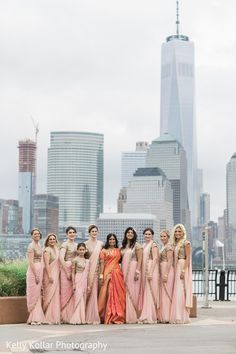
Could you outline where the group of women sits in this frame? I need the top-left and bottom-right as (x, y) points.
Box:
(26, 223), (192, 325)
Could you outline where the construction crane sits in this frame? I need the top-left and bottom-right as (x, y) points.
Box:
(31, 116), (39, 144)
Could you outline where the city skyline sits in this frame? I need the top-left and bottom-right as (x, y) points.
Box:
(0, 0), (236, 221)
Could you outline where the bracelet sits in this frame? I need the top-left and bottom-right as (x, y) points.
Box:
(135, 269), (140, 274)
(99, 274), (103, 280)
(181, 270), (185, 273)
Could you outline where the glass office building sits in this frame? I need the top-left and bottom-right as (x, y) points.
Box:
(47, 132), (104, 233)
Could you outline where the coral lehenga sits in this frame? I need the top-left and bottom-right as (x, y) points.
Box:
(121, 242), (142, 323)
(98, 248), (125, 324)
(43, 247), (60, 324)
(60, 241), (77, 323)
(85, 240), (103, 324)
(170, 240), (193, 324)
(70, 258), (89, 324)
(139, 241), (159, 324)
(159, 244), (174, 323)
(26, 243), (45, 324)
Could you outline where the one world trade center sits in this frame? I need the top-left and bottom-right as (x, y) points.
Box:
(160, 1), (198, 227)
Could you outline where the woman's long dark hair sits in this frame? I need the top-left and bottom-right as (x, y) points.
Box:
(104, 233), (119, 249)
(121, 227), (137, 249)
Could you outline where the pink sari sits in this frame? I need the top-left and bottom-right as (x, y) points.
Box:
(43, 249), (60, 324)
(70, 259), (89, 324)
(26, 244), (45, 324)
(122, 244), (141, 323)
(139, 241), (159, 324)
(60, 261), (74, 323)
(85, 240), (103, 324)
(170, 241), (193, 324)
(60, 241), (77, 323)
(159, 244), (174, 323)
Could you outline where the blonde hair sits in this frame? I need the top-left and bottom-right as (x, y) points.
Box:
(172, 224), (187, 246)
(160, 229), (170, 238)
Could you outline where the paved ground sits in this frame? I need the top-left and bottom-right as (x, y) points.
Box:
(0, 301), (236, 354)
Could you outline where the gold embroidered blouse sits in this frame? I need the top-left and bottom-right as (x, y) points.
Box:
(160, 244), (173, 263)
(60, 241), (77, 261)
(27, 244), (43, 263)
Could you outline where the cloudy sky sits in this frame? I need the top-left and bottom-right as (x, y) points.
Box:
(0, 0), (235, 221)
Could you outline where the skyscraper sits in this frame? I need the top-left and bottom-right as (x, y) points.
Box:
(200, 193), (210, 225)
(146, 133), (190, 232)
(18, 139), (36, 233)
(226, 153), (236, 260)
(160, 1), (198, 226)
(47, 132), (104, 234)
(118, 141), (148, 213)
(0, 199), (23, 234)
(227, 153), (236, 229)
(123, 167), (173, 233)
(121, 141), (148, 188)
(33, 194), (59, 237)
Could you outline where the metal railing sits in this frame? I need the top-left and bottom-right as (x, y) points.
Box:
(192, 269), (236, 301)
(192, 269), (218, 300)
(226, 270), (236, 300)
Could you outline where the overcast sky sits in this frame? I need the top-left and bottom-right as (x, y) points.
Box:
(0, 0), (236, 222)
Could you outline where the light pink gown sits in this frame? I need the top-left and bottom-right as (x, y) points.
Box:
(139, 241), (159, 324)
(43, 247), (60, 324)
(158, 244), (174, 323)
(26, 242), (46, 324)
(170, 240), (193, 324)
(85, 240), (103, 324)
(121, 242), (142, 323)
(69, 258), (89, 324)
(60, 241), (77, 323)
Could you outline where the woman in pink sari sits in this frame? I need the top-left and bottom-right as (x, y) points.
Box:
(139, 228), (159, 324)
(158, 229), (174, 323)
(69, 243), (89, 324)
(59, 226), (77, 323)
(43, 233), (60, 324)
(121, 227), (142, 323)
(98, 234), (125, 324)
(170, 224), (192, 324)
(85, 225), (103, 324)
(26, 228), (45, 325)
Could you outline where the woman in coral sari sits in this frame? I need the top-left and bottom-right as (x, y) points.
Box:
(43, 233), (60, 324)
(59, 226), (77, 323)
(170, 224), (192, 324)
(70, 243), (89, 324)
(121, 227), (142, 323)
(98, 234), (125, 324)
(26, 228), (45, 325)
(158, 230), (174, 323)
(139, 228), (159, 324)
(85, 225), (103, 324)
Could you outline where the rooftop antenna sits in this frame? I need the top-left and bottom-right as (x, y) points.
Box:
(31, 116), (39, 144)
(176, 0), (180, 36)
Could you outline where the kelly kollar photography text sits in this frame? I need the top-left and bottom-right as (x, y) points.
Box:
(6, 340), (108, 352)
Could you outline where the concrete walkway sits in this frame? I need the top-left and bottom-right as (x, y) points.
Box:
(0, 301), (235, 354)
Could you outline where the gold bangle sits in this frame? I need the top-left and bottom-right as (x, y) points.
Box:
(99, 274), (103, 280)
